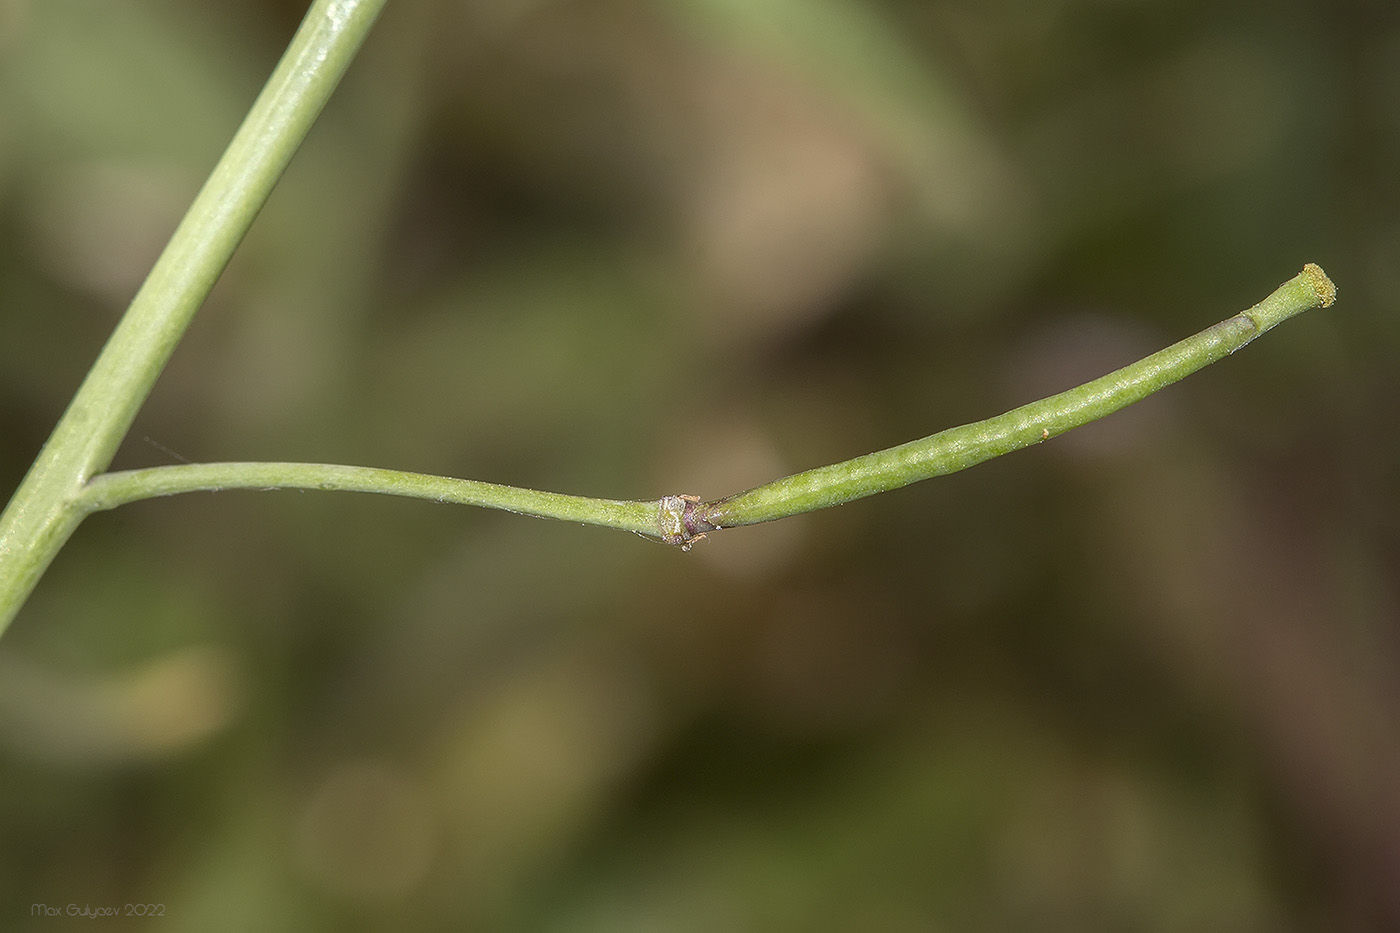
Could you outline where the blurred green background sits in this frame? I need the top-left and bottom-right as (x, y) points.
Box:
(2, 0), (1398, 929)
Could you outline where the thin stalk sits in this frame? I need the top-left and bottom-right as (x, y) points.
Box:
(0, 0), (387, 634)
(78, 463), (659, 538)
(688, 264), (1337, 540)
(63, 264), (1337, 556)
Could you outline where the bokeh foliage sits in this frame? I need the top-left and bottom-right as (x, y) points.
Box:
(2, 0), (1397, 929)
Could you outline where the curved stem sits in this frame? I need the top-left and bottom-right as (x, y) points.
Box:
(0, 1), (1337, 641)
(0, 0), (387, 634)
(691, 264), (1337, 537)
(69, 264), (1336, 556)
(78, 463), (660, 539)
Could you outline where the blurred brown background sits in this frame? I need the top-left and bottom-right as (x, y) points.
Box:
(2, 0), (1398, 929)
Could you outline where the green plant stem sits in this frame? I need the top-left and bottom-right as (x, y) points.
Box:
(62, 264), (1339, 557)
(78, 463), (659, 538)
(693, 264), (1336, 538)
(0, 0), (387, 634)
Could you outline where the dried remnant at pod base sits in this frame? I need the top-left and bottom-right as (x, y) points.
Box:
(656, 495), (717, 551)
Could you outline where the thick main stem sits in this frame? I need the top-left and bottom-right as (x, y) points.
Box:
(0, 0), (387, 634)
